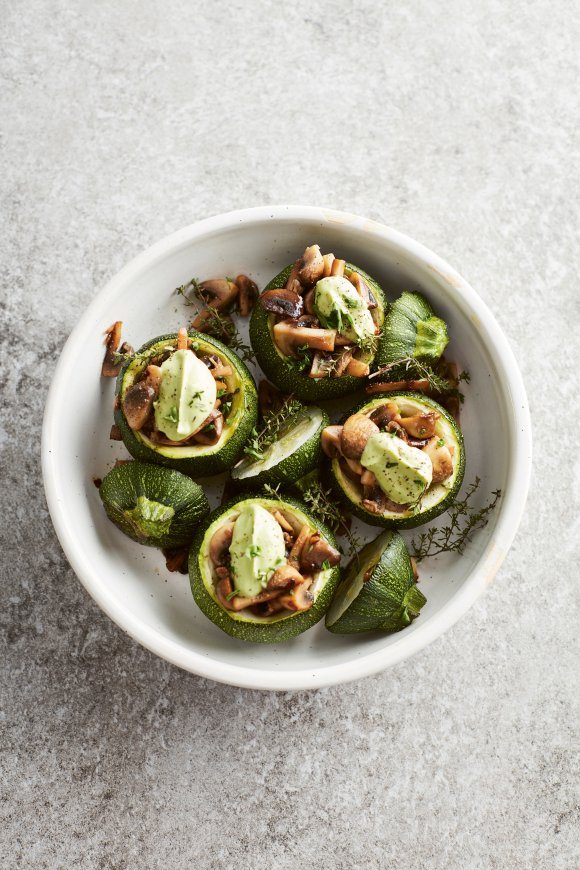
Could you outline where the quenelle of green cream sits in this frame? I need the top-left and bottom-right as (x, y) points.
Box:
(314, 276), (376, 344)
(361, 432), (433, 505)
(229, 504), (286, 598)
(154, 349), (216, 441)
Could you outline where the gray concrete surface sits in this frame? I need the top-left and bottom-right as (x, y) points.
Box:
(1, 1), (578, 867)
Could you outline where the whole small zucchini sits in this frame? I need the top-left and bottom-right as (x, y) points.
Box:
(375, 290), (449, 368)
(99, 460), (209, 548)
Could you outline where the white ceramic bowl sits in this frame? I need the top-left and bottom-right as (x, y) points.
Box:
(42, 206), (531, 690)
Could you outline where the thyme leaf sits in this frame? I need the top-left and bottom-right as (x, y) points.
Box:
(369, 357), (469, 402)
(175, 278), (255, 363)
(410, 478), (501, 561)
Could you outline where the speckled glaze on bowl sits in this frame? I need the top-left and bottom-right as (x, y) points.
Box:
(42, 206), (532, 690)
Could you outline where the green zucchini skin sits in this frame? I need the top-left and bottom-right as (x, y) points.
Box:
(230, 406), (329, 490)
(114, 331), (258, 477)
(189, 494), (341, 643)
(375, 291), (449, 368)
(99, 460), (209, 548)
(326, 530), (426, 634)
(249, 263), (387, 400)
(327, 391), (465, 529)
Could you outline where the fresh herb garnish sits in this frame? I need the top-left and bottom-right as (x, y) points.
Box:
(226, 588), (240, 601)
(243, 396), (303, 461)
(175, 277), (255, 363)
(299, 479), (362, 558)
(370, 357), (469, 402)
(248, 545), (262, 557)
(163, 405), (178, 424)
(411, 478), (501, 561)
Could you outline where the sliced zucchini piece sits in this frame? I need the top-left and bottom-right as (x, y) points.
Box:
(114, 331), (258, 476)
(189, 494), (341, 643)
(375, 291), (448, 368)
(328, 392), (465, 529)
(99, 460), (209, 547)
(249, 262), (386, 400)
(231, 406), (328, 489)
(326, 530), (426, 634)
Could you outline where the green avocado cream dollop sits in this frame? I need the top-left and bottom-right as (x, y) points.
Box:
(229, 504), (286, 598)
(361, 432), (433, 505)
(314, 276), (376, 344)
(154, 349), (216, 441)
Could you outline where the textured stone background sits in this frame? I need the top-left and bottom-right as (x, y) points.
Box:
(1, 1), (578, 867)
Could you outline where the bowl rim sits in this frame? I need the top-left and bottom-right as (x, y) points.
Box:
(42, 205), (532, 691)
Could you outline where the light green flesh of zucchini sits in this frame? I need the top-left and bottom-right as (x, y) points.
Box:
(326, 531), (390, 626)
(232, 409), (323, 480)
(338, 397), (462, 519)
(121, 338), (244, 458)
(199, 500), (332, 625)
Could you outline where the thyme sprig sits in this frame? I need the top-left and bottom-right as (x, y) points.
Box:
(175, 278), (255, 363)
(243, 397), (303, 461)
(299, 479), (362, 558)
(370, 357), (469, 402)
(411, 478), (501, 561)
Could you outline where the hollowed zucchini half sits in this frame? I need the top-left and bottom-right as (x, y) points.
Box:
(375, 291), (448, 368)
(114, 331), (258, 477)
(189, 494), (341, 643)
(249, 263), (386, 400)
(328, 392), (465, 529)
(231, 406), (328, 490)
(326, 530), (426, 634)
(99, 460), (209, 548)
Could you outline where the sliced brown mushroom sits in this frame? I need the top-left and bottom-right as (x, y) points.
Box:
(109, 424), (122, 441)
(226, 589), (284, 612)
(260, 287), (304, 318)
(205, 355), (232, 379)
(340, 413), (379, 459)
(300, 537), (341, 572)
(360, 469), (377, 488)
(162, 545), (190, 574)
(304, 288), (316, 314)
(272, 510), (295, 534)
(197, 278), (238, 312)
(321, 425), (343, 458)
(423, 436), (454, 483)
(101, 321), (123, 377)
(330, 258), (345, 277)
(308, 353), (335, 379)
(209, 523), (234, 566)
(122, 381), (157, 431)
(362, 495), (408, 515)
(267, 564), (303, 590)
(345, 357), (370, 378)
(399, 411), (439, 439)
(235, 274), (258, 316)
(322, 253), (335, 277)
(273, 321), (336, 356)
(297, 244), (324, 286)
(279, 581), (314, 612)
(333, 348), (354, 378)
(288, 524), (312, 568)
(192, 410), (224, 445)
(344, 456), (364, 477)
(176, 326), (189, 350)
(369, 402), (400, 428)
(365, 379), (431, 395)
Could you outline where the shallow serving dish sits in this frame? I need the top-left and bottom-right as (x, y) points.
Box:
(42, 206), (532, 690)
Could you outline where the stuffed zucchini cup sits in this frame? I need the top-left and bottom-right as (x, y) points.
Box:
(326, 530), (426, 634)
(231, 405), (328, 490)
(189, 495), (341, 643)
(323, 392), (465, 528)
(99, 460), (209, 548)
(115, 328), (258, 476)
(249, 244), (386, 400)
